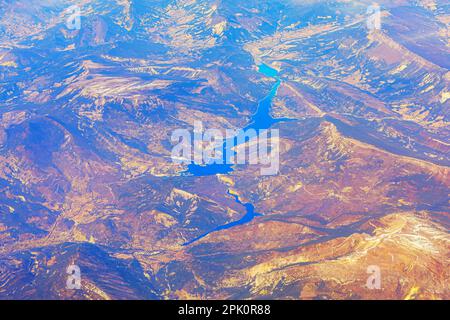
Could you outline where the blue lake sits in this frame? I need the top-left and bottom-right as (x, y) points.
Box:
(183, 190), (263, 246)
(182, 63), (282, 246)
(186, 63), (282, 176)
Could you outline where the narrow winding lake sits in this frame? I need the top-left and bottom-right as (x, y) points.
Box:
(183, 190), (263, 246)
(186, 63), (282, 176)
(183, 63), (281, 246)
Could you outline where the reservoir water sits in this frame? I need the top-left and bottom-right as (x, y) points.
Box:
(183, 63), (282, 246)
(183, 190), (263, 246)
(186, 63), (282, 176)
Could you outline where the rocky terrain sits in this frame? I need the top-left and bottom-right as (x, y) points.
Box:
(0, 0), (448, 299)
